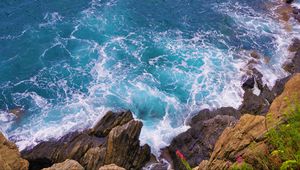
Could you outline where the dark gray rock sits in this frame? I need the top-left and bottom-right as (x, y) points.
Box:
(242, 77), (255, 90)
(164, 108), (239, 170)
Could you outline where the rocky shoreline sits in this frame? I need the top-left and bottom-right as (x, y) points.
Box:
(1, 0), (300, 170)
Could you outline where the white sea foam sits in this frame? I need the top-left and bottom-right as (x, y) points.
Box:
(2, 0), (300, 159)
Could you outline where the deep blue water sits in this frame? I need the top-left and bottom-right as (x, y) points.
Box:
(0, 0), (294, 152)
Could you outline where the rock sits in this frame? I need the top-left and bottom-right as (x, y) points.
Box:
(288, 38), (300, 52)
(242, 77), (255, 90)
(294, 14), (300, 22)
(80, 147), (106, 170)
(250, 51), (260, 59)
(286, 0), (294, 4)
(22, 111), (151, 170)
(198, 114), (268, 170)
(98, 164), (126, 170)
(284, 51), (300, 74)
(196, 74), (300, 170)
(164, 107), (239, 170)
(22, 132), (105, 170)
(89, 110), (133, 137)
(292, 7), (299, 14)
(239, 68), (278, 115)
(267, 73), (300, 128)
(105, 120), (151, 169)
(239, 90), (270, 115)
(9, 107), (24, 118)
(0, 132), (29, 170)
(42, 159), (84, 170)
(271, 75), (292, 96)
(189, 107), (240, 126)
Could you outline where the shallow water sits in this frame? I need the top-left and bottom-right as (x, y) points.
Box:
(0, 0), (298, 154)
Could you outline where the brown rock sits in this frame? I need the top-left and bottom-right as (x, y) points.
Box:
(196, 74), (300, 170)
(267, 73), (300, 128)
(9, 107), (24, 118)
(250, 51), (261, 59)
(42, 159), (84, 170)
(98, 164), (126, 170)
(0, 132), (29, 170)
(209, 114), (267, 162)
(80, 147), (106, 170)
(22, 111), (151, 170)
(90, 110), (133, 137)
(105, 120), (151, 170)
(22, 132), (105, 170)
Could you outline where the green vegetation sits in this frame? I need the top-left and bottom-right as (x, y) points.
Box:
(266, 98), (300, 170)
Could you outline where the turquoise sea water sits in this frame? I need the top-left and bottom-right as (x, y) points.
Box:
(0, 0), (297, 153)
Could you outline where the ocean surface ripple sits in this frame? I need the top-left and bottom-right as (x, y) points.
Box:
(0, 0), (299, 154)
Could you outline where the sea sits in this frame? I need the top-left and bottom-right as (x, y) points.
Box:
(1, 0), (300, 154)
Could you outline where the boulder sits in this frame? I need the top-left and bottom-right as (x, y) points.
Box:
(242, 77), (255, 90)
(288, 38), (300, 52)
(239, 68), (276, 115)
(267, 73), (300, 128)
(22, 111), (151, 170)
(89, 110), (133, 137)
(284, 39), (300, 73)
(0, 132), (29, 170)
(164, 107), (239, 170)
(42, 159), (84, 170)
(98, 164), (126, 170)
(197, 114), (268, 170)
(81, 120), (151, 170)
(22, 132), (105, 170)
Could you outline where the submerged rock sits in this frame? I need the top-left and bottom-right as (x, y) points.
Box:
(42, 159), (84, 170)
(0, 132), (29, 170)
(22, 111), (151, 170)
(9, 107), (24, 118)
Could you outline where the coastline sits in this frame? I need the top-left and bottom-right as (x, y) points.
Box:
(1, 0), (300, 170)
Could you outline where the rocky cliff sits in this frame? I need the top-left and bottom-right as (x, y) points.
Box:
(21, 111), (151, 170)
(196, 73), (300, 170)
(0, 132), (29, 170)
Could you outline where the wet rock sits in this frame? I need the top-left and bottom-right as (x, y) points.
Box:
(250, 51), (260, 59)
(42, 159), (84, 170)
(22, 111), (151, 170)
(292, 7), (300, 14)
(165, 108), (239, 170)
(271, 75), (292, 97)
(242, 77), (255, 90)
(239, 68), (277, 115)
(283, 50), (300, 74)
(239, 90), (269, 115)
(288, 38), (300, 52)
(0, 132), (29, 170)
(9, 107), (24, 118)
(98, 164), (125, 170)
